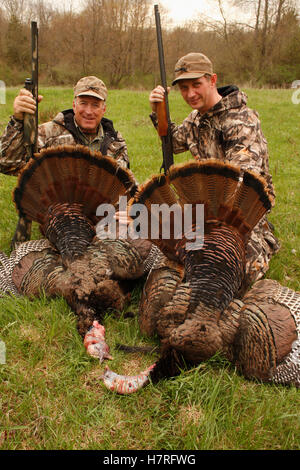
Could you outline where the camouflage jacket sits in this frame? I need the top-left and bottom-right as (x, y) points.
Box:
(0, 109), (129, 176)
(151, 86), (280, 287)
(151, 85), (275, 201)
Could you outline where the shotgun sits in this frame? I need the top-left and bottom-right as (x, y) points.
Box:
(11, 21), (38, 250)
(154, 4), (174, 174)
(24, 21), (39, 163)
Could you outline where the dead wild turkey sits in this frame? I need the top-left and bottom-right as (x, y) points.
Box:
(0, 144), (160, 359)
(100, 159), (300, 393)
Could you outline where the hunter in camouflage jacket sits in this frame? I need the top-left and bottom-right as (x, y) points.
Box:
(0, 108), (129, 176)
(150, 85), (280, 293)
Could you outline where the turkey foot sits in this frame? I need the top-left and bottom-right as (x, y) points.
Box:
(84, 320), (113, 363)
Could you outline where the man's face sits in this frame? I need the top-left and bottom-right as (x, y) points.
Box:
(178, 75), (217, 114)
(73, 95), (106, 133)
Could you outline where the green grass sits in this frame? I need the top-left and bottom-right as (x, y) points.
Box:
(0, 87), (299, 450)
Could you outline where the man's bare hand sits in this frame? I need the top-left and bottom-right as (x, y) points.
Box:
(13, 88), (43, 120)
(114, 210), (132, 226)
(149, 85), (170, 112)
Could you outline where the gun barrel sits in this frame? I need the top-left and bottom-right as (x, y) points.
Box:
(154, 5), (173, 173)
(31, 21), (38, 145)
(154, 5), (171, 122)
(23, 21), (38, 160)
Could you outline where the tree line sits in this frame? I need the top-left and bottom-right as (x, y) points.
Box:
(0, 0), (299, 88)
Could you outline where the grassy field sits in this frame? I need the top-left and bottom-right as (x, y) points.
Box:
(0, 87), (299, 451)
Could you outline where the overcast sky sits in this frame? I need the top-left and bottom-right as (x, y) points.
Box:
(49, 0), (251, 26)
(155, 0), (228, 24)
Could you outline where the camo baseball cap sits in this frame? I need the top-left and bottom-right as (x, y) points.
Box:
(74, 76), (107, 100)
(172, 53), (213, 85)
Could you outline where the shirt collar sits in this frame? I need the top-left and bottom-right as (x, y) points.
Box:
(73, 117), (104, 143)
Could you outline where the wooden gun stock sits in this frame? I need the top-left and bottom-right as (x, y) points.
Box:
(155, 99), (168, 137)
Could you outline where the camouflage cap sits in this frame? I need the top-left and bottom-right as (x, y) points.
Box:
(172, 53), (213, 86)
(74, 76), (107, 100)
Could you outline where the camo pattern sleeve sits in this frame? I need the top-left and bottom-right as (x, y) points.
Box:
(216, 100), (274, 201)
(0, 117), (27, 175)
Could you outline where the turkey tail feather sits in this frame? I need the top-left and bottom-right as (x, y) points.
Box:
(133, 159), (273, 255)
(131, 174), (180, 259)
(169, 160), (241, 216)
(14, 144), (137, 225)
(232, 170), (273, 230)
(13, 145), (137, 261)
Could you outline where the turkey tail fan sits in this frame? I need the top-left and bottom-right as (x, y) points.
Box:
(13, 144), (137, 226)
(133, 173), (178, 209)
(169, 159), (241, 218)
(131, 160), (241, 259)
(231, 169), (273, 233)
(162, 159), (273, 238)
(169, 159), (274, 235)
(13, 145), (137, 261)
(130, 174), (181, 260)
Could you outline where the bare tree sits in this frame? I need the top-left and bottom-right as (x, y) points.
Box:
(2, 0), (29, 21)
(0, 0), (299, 87)
(88, 0), (153, 86)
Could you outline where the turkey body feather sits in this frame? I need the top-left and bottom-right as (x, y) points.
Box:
(233, 279), (300, 387)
